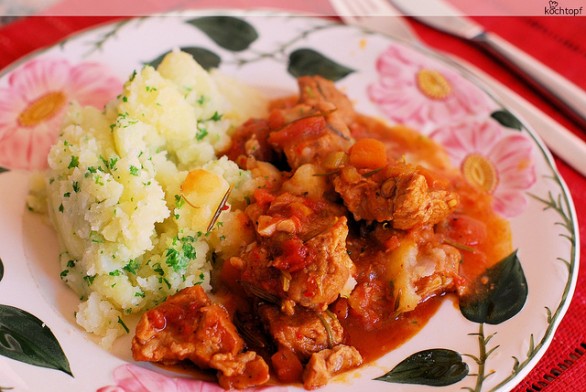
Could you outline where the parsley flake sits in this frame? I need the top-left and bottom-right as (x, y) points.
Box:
(100, 155), (119, 171)
(209, 111), (223, 121)
(68, 156), (79, 169)
(123, 259), (141, 274)
(165, 236), (197, 272)
(83, 274), (97, 286)
(196, 124), (208, 141)
(174, 194), (185, 208)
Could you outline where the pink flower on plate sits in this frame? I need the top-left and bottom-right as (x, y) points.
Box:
(97, 364), (290, 392)
(368, 43), (496, 134)
(0, 58), (121, 170)
(430, 118), (536, 217)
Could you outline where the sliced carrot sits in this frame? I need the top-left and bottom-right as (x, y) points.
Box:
(271, 347), (304, 383)
(348, 138), (388, 169)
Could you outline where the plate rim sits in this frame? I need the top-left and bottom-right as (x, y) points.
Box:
(0, 9), (580, 392)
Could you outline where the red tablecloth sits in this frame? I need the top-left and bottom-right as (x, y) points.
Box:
(1, 8), (584, 392)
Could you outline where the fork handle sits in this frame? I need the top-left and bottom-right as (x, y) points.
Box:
(473, 32), (586, 131)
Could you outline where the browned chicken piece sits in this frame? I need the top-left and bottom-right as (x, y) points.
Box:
(211, 351), (270, 390)
(225, 76), (357, 172)
(268, 77), (355, 170)
(285, 217), (354, 310)
(132, 286), (269, 389)
(249, 192), (346, 242)
(333, 163), (458, 230)
(297, 76), (356, 126)
(268, 114), (353, 171)
(303, 345), (363, 390)
(239, 192), (354, 312)
(258, 304), (344, 359)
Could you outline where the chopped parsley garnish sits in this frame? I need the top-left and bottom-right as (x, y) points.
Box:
(68, 156), (79, 169)
(174, 194), (185, 208)
(209, 111), (223, 121)
(72, 181), (80, 193)
(114, 112), (138, 128)
(86, 166), (97, 175)
(165, 236), (197, 272)
(129, 165), (140, 176)
(83, 274), (97, 286)
(152, 263), (165, 276)
(94, 175), (104, 186)
(109, 270), (121, 276)
(195, 124), (208, 141)
(123, 259), (141, 274)
(100, 155), (119, 171)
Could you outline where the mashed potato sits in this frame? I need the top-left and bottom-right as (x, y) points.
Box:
(31, 50), (267, 347)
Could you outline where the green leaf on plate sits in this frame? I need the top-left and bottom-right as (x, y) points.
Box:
(0, 305), (73, 376)
(0, 167), (8, 174)
(145, 47), (221, 70)
(491, 110), (523, 130)
(460, 250), (528, 324)
(288, 48), (354, 81)
(375, 348), (469, 386)
(186, 16), (258, 52)
(0, 257), (3, 282)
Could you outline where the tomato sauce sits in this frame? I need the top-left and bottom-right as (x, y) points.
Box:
(136, 79), (515, 390)
(342, 296), (445, 363)
(351, 115), (513, 284)
(330, 115), (513, 364)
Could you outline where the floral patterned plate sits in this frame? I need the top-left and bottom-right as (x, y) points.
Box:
(0, 10), (578, 392)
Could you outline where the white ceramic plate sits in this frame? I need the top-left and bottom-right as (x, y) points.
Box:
(0, 10), (579, 392)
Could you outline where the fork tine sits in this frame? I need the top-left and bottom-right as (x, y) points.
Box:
(332, 0), (403, 16)
(363, 0), (403, 15)
(345, 0), (371, 15)
(329, 0), (419, 43)
(330, 0), (353, 18)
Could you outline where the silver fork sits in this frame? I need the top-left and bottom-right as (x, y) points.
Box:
(329, 0), (586, 176)
(329, 0), (417, 43)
